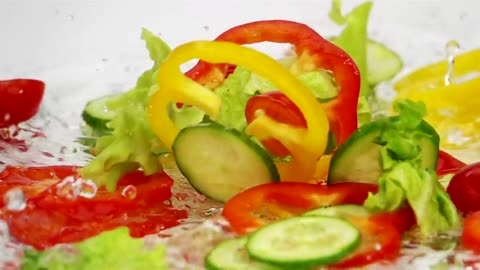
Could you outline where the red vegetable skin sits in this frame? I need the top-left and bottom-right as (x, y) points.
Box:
(223, 182), (378, 235)
(437, 150), (466, 176)
(186, 20), (360, 147)
(446, 162), (480, 214)
(0, 79), (45, 128)
(0, 166), (187, 250)
(462, 210), (480, 253)
(245, 91), (307, 156)
(331, 219), (401, 269)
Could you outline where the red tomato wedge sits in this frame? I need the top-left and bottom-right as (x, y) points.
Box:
(446, 162), (480, 214)
(245, 91), (307, 157)
(462, 211), (480, 253)
(436, 150), (466, 176)
(0, 166), (188, 250)
(0, 79), (45, 128)
(222, 182), (378, 234)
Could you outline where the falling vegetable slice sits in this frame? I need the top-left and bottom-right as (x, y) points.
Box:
(0, 79), (45, 128)
(394, 49), (480, 149)
(172, 123), (279, 202)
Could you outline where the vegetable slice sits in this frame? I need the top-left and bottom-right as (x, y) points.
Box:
(172, 124), (279, 202)
(246, 216), (360, 267)
(205, 237), (281, 270)
(0, 79), (45, 128)
(328, 116), (439, 184)
(222, 182), (377, 234)
(366, 39), (403, 85)
(81, 94), (119, 133)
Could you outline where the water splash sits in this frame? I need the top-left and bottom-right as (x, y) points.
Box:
(3, 188), (26, 212)
(121, 185), (137, 200)
(444, 40), (460, 86)
(56, 176), (98, 200)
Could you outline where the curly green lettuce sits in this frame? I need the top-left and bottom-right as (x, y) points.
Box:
(21, 227), (168, 270)
(78, 29), (170, 190)
(364, 100), (460, 236)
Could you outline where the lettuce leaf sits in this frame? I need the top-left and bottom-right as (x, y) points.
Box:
(79, 29), (170, 190)
(21, 227), (168, 270)
(364, 100), (460, 236)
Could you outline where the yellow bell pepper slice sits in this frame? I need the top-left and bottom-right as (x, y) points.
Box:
(148, 41), (329, 181)
(393, 49), (480, 149)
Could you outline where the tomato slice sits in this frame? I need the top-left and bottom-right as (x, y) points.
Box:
(0, 79), (45, 128)
(222, 182), (378, 234)
(245, 91), (307, 157)
(0, 166), (188, 249)
(436, 150), (466, 176)
(462, 211), (480, 253)
(330, 218), (401, 269)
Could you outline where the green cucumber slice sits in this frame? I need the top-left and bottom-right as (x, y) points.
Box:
(367, 39), (403, 85)
(81, 94), (119, 133)
(328, 117), (439, 185)
(172, 124), (279, 202)
(205, 237), (282, 270)
(304, 204), (371, 218)
(246, 216), (360, 267)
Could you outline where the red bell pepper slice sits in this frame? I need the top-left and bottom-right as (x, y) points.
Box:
(186, 20), (361, 145)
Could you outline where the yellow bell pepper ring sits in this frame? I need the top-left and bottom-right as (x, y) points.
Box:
(147, 40), (330, 181)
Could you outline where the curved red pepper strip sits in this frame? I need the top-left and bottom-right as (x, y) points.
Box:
(185, 20), (360, 145)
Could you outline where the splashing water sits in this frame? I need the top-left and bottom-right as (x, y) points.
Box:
(444, 40), (460, 86)
(56, 176), (98, 200)
(3, 188), (26, 212)
(0, 220), (23, 269)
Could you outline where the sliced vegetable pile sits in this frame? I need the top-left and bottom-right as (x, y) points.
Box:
(1, 0), (480, 269)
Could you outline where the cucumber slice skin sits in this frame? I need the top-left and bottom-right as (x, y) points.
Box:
(246, 216), (360, 268)
(82, 94), (119, 133)
(304, 204), (371, 219)
(173, 124), (280, 203)
(328, 117), (439, 185)
(205, 237), (286, 270)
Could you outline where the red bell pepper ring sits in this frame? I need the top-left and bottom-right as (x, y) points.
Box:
(185, 20), (361, 145)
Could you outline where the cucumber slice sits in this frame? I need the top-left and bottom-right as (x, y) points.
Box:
(172, 124), (279, 202)
(82, 94), (119, 133)
(367, 39), (403, 85)
(246, 216), (360, 267)
(205, 237), (282, 270)
(304, 204), (371, 218)
(328, 117), (439, 185)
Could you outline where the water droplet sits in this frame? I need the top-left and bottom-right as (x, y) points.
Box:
(203, 25), (210, 31)
(3, 188), (26, 212)
(444, 40), (461, 86)
(202, 207), (220, 217)
(3, 114), (10, 122)
(56, 176), (79, 200)
(121, 185), (137, 200)
(78, 180), (97, 198)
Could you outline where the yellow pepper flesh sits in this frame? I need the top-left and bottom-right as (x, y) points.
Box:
(148, 41), (330, 181)
(394, 49), (480, 149)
